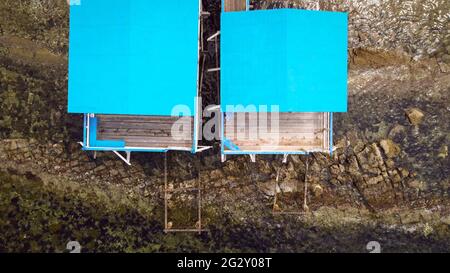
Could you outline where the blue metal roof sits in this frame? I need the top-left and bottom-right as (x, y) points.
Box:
(221, 9), (348, 112)
(68, 0), (199, 116)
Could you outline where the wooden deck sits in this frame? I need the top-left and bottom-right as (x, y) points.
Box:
(97, 115), (193, 149)
(224, 0), (247, 12)
(224, 112), (330, 152)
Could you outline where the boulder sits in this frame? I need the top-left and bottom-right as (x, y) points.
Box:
(366, 175), (384, 185)
(438, 61), (450, 73)
(408, 180), (427, 191)
(438, 145), (448, 159)
(380, 139), (401, 158)
(312, 184), (324, 197)
(442, 215), (450, 225)
(258, 181), (276, 196)
(348, 156), (360, 175)
(398, 168), (410, 178)
(400, 210), (422, 224)
(388, 124), (406, 139)
(405, 108), (425, 126)
(330, 164), (341, 176)
(279, 180), (298, 193)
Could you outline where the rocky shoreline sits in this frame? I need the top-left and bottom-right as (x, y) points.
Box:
(0, 0), (449, 252)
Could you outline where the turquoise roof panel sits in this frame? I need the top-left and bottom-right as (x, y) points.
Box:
(69, 0), (199, 115)
(221, 9), (348, 112)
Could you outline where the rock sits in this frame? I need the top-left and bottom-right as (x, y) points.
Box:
(329, 178), (340, 186)
(121, 177), (131, 184)
(370, 143), (385, 165)
(143, 189), (150, 197)
(438, 145), (448, 159)
(209, 169), (224, 180)
(420, 210), (437, 223)
(335, 138), (347, 150)
(398, 168), (409, 178)
(279, 180), (297, 193)
(109, 169), (119, 176)
(388, 124), (406, 139)
(9, 140), (18, 150)
(385, 159), (395, 169)
(336, 175), (348, 184)
(312, 184), (323, 197)
(93, 165), (106, 173)
(166, 222), (173, 230)
(438, 61), (450, 73)
(353, 141), (366, 154)
(400, 210), (422, 224)
(442, 54), (450, 64)
(390, 171), (402, 184)
(366, 175), (384, 185)
(408, 180), (427, 191)
(442, 179), (450, 191)
(348, 156), (360, 175)
(330, 165), (340, 176)
(286, 162), (295, 173)
(380, 139), (401, 158)
(423, 223), (434, 237)
(290, 155), (301, 164)
(273, 203), (281, 212)
(405, 108), (425, 126)
(259, 181), (276, 196)
(442, 215), (450, 225)
(310, 162), (321, 173)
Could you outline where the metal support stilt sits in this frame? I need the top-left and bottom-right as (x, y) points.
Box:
(197, 165), (202, 234)
(303, 157), (310, 212)
(164, 153), (168, 231)
(272, 165), (282, 213)
(113, 151), (131, 166)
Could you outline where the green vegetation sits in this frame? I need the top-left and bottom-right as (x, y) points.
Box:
(0, 171), (213, 253)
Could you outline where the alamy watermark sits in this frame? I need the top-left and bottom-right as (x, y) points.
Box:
(66, 241), (81, 253)
(170, 97), (281, 146)
(366, 241), (381, 253)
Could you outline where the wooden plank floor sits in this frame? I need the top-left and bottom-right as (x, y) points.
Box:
(224, 112), (329, 152)
(224, 0), (247, 12)
(97, 115), (193, 148)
